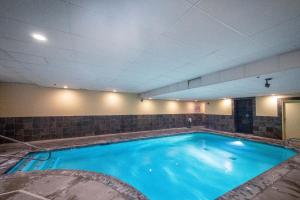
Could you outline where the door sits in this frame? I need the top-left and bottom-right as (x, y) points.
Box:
(284, 101), (300, 139)
(234, 98), (253, 133)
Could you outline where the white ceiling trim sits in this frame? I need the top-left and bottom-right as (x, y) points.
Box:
(140, 49), (300, 98)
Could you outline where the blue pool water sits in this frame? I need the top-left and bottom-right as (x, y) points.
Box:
(8, 132), (296, 200)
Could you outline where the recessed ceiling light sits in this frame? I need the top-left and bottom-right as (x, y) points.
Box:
(271, 94), (278, 99)
(63, 85), (68, 89)
(113, 89), (117, 93)
(31, 33), (47, 41)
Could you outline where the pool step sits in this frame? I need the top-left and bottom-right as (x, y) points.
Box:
(39, 157), (60, 170)
(21, 154), (45, 171)
(50, 158), (60, 169)
(18, 156), (60, 172)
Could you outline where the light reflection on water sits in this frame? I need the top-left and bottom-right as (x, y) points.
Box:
(230, 140), (245, 146)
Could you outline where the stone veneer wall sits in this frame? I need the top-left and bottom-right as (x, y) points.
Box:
(253, 116), (282, 139)
(253, 99), (282, 139)
(0, 114), (205, 143)
(204, 114), (235, 132)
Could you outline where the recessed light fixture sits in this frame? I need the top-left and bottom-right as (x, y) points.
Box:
(31, 33), (47, 41)
(63, 85), (68, 89)
(271, 94), (278, 100)
(113, 89), (117, 93)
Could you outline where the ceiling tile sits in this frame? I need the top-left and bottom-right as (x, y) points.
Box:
(1, 0), (70, 32)
(0, 64), (27, 82)
(251, 15), (300, 48)
(0, 18), (73, 50)
(164, 7), (245, 54)
(0, 0), (24, 16)
(196, 0), (300, 36)
(129, 52), (184, 74)
(185, 0), (200, 5)
(0, 49), (12, 60)
(8, 52), (47, 65)
(0, 38), (75, 62)
(69, 0), (191, 34)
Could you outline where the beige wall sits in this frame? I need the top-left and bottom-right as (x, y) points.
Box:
(199, 102), (206, 114)
(256, 96), (278, 117)
(204, 99), (232, 115)
(0, 83), (201, 117)
(1, 83), (295, 118)
(285, 101), (300, 139)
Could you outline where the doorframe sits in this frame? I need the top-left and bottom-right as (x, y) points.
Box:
(282, 99), (300, 140)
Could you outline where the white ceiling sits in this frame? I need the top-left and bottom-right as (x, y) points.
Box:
(0, 0), (300, 97)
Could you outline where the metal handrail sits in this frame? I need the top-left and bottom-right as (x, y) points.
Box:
(0, 135), (51, 161)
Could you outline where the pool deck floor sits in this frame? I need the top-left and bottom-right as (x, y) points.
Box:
(0, 127), (300, 200)
(0, 170), (145, 200)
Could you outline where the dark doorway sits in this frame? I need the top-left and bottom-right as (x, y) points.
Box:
(234, 98), (254, 133)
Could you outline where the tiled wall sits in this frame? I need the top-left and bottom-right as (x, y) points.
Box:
(253, 99), (282, 139)
(253, 116), (282, 139)
(0, 114), (205, 143)
(204, 114), (235, 132)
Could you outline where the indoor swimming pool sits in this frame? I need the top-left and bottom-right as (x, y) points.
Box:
(7, 132), (297, 200)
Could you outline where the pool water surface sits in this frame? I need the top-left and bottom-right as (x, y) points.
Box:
(8, 132), (297, 200)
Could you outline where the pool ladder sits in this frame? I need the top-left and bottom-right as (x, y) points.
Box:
(0, 135), (51, 161)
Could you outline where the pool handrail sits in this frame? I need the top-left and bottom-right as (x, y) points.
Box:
(0, 134), (51, 161)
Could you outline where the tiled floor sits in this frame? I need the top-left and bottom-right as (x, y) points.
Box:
(253, 166), (300, 200)
(0, 127), (299, 200)
(0, 170), (146, 200)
